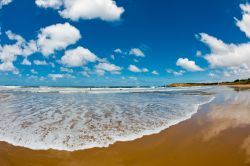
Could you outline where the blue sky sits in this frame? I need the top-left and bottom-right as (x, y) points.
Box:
(0, 0), (250, 86)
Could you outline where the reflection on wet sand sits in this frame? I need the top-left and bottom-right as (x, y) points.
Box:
(229, 85), (250, 92)
(201, 87), (250, 162)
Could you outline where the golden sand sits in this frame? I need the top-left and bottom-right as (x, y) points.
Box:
(0, 88), (250, 166)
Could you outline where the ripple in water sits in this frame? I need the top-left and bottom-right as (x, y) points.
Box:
(0, 89), (213, 151)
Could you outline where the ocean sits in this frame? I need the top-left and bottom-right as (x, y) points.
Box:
(0, 86), (214, 151)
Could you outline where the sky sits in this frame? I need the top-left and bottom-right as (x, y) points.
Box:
(0, 0), (250, 86)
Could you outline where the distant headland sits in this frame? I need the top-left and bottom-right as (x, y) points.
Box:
(167, 78), (250, 87)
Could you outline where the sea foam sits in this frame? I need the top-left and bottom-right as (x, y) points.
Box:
(0, 87), (214, 151)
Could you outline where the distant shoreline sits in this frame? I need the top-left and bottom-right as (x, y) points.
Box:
(167, 78), (250, 88)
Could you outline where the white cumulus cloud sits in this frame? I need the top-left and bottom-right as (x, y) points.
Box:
(60, 67), (73, 73)
(22, 58), (31, 66)
(177, 3), (250, 79)
(114, 48), (122, 53)
(199, 32), (250, 68)
(33, 60), (48, 65)
(142, 68), (149, 72)
(0, 30), (37, 73)
(0, 62), (16, 73)
(31, 69), (38, 74)
(128, 65), (141, 72)
(166, 69), (186, 76)
(36, 0), (124, 22)
(35, 0), (62, 9)
(128, 64), (148, 73)
(48, 74), (65, 80)
(61, 46), (98, 67)
(37, 23), (81, 56)
(95, 62), (122, 75)
(0, 0), (12, 9)
(176, 58), (203, 72)
(194, 3), (250, 75)
(236, 3), (250, 38)
(152, 70), (159, 75)
(129, 48), (145, 57)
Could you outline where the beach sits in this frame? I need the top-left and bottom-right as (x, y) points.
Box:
(0, 86), (249, 166)
(1, 0), (250, 165)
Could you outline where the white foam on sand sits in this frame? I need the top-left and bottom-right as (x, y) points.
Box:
(0, 87), (214, 151)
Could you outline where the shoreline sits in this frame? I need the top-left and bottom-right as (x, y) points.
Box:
(0, 87), (250, 165)
(0, 95), (215, 152)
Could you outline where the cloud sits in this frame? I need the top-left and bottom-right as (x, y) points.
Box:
(5, 31), (37, 58)
(35, 0), (62, 9)
(128, 65), (141, 72)
(0, 62), (16, 73)
(1, 23), (80, 73)
(194, 4), (250, 74)
(208, 72), (217, 78)
(166, 69), (185, 76)
(0, 45), (21, 63)
(22, 40), (38, 57)
(224, 65), (250, 79)
(173, 70), (185, 76)
(81, 71), (90, 77)
(128, 65), (142, 73)
(60, 67), (73, 73)
(0, 30), (37, 73)
(152, 70), (159, 75)
(0, 0), (12, 9)
(5, 31), (37, 57)
(129, 48), (145, 57)
(110, 54), (115, 60)
(5, 30), (25, 44)
(196, 50), (202, 57)
(175, 3), (250, 80)
(37, 23), (81, 56)
(198, 32), (250, 68)
(129, 76), (138, 81)
(142, 68), (149, 72)
(235, 3), (250, 38)
(207, 65), (250, 80)
(48, 74), (65, 80)
(134, 59), (139, 63)
(79, 63), (122, 77)
(61, 46), (98, 67)
(33, 60), (48, 65)
(128, 64), (148, 73)
(114, 48), (122, 53)
(22, 58), (31, 66)
(95, 69), (106, 76)
(49, 62), (55, 68)
(0, 45), (20, 73)
(31, 69), (38, 74)
(36, 0), (124, 22)
(223, 71), (231, 77)
(176, 58), (204, 72)
(95, 62), (122, 75)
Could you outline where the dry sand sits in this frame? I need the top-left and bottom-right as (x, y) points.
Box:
(0, 87), (250, 166)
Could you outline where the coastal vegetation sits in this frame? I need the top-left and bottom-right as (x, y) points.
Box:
(168, 78), (250, 87)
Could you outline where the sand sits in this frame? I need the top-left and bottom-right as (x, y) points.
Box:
(0, 87), (250, 166)
(227, 84), (250, 91)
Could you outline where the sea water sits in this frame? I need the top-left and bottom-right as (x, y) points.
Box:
(0, 86), (214, 151)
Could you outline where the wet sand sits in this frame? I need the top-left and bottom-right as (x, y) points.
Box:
(228, 84), (250, 91)
(0, 87), (250, 166)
